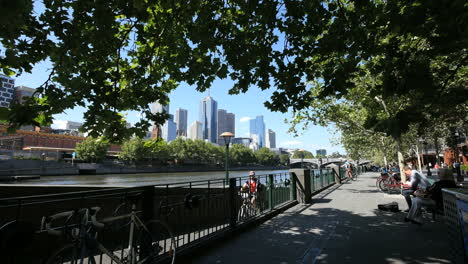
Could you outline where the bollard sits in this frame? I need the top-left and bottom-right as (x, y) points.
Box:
(229, 178), (237, 228)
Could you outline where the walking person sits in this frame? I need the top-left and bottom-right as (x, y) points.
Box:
(402, 166), (431, 212)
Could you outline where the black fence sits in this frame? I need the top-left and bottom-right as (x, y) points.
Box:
(0, 167), (365, 263)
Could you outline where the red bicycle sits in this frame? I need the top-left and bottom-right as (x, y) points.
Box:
(378, 172), (411, 193)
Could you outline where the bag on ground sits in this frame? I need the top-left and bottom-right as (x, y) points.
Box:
(377, 202), (400, 212)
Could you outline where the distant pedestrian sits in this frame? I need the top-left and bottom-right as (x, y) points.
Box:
(426, 163), (432, 177)
(454, 160), (462, 182)
(434, 163), (439, 169)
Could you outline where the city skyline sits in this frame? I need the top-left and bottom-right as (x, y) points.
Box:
(13, 71), (345, 154)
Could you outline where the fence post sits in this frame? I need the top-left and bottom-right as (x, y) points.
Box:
(268, 174), (274, 211)
(290, 172), (297, 201)
(311, 170), (315, 192)
(142, 186), (155, 222)
(229, 178), (237, 228)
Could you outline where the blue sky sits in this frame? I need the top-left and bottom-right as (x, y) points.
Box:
(14, 63), (344, 154)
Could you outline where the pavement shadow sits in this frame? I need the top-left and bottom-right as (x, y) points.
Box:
(191, 204), (453, 264)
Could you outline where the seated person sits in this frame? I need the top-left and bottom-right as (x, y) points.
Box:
(405, 170), (457, 225)
(401, 166), (431, 212)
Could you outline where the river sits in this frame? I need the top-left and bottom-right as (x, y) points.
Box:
(14, 169), (289, 186)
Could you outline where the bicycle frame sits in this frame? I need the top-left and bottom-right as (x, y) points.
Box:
(97, 203), (151, 264)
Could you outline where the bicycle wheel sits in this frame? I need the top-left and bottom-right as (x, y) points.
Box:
(45, 243), (97, 264)
(238, 205), (247, 222)
(137, 220), (176, 264)
(352, 172), (357, 181)
(378, 178), (388, 192)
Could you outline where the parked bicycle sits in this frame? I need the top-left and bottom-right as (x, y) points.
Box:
(377, 172), (411, 193)
(42, 197), (176, 264)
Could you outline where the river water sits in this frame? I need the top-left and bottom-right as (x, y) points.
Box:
(16, 169), (289, 186)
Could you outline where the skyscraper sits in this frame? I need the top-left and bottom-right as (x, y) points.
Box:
(175, 108), (188, 137)
(199, 96), (218, 143)
(189, 121), (203, 140)
(150, 101), (169, 139)
(249, 116), (265, 149)
(162, 114), (177, 142)
(0, 75), (15, 108)
(266, 129), (276, 149)
(217, 109), (235, 144)
(151, 101), (169, 115)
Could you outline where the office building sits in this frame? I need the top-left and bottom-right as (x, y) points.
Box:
(175, 108), (188, 137)
(0, 75), (15, 107)
(249, 116), (265, 149)
(316, 149), (327, 156)
(199, 96), (218, 143)
(266, 129), (276, 149)
(217, 109), (235, 144)
(65, 121), (83, 131)
(232, 137), (252, 148)
(162, 114), (177, 142)
(151, 101), (169, 115)
(189, 121), (203, 140)
(14, 86), (35, 105)
(150, 100), (169, 139)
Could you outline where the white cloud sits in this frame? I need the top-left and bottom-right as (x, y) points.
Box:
(240, 117), (251, 123)
(281, 140), (302, 146)
(244, 132), (250, 136)
(51, 120), (67, 129)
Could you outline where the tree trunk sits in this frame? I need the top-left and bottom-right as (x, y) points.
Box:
(415, 144), (423, 173)
(380, 136), (388, 167)
(434, 135), (440, 165)
(396, 139), (406, 182)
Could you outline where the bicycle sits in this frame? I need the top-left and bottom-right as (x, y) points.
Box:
(378, 172), (408, 193)
(42, 199), (176, 264)
(237, 191), (256, 222)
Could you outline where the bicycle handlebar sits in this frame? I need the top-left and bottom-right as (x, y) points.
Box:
(42, 206), (104, 236)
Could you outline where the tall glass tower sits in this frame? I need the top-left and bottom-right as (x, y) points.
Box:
(199, 96), (218, 143)
(249, 116), (265, 149)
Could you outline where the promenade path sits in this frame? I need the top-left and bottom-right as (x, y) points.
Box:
(192, 172), (452, 264)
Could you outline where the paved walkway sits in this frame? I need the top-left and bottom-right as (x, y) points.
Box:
(191, 172), (452, 264)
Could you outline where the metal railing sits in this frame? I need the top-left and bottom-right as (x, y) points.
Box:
(0, 168), (367, 263)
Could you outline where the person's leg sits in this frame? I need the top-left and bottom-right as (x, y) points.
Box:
(407, 197), (421, 220)
(401, 189), (414, 210)
(407, 198), (435, 223)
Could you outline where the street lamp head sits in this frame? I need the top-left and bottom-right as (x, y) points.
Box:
(220, 132), (234, 145)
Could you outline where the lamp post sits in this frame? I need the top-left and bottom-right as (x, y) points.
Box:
(220, 132), (234, 182)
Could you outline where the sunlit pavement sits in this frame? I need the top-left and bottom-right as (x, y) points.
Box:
(191, 172), (452, 264)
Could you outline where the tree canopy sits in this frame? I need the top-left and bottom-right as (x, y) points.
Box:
(75, 137), (109, 162)
(1, 0), (466, 142)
